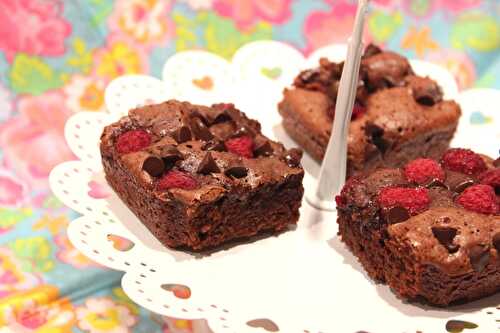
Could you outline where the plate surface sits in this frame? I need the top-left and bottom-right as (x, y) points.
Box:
(49, 41), (500, 333)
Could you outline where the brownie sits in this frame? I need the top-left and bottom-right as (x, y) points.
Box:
(336, 148), (500, 306)
(278, 44), (461, 177)
(100, 100), (304, 251)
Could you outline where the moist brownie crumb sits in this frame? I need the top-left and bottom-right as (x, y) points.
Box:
(279, 44), (461, 177)
(336, 147), (500, 306)
(101, 100), (304, 251)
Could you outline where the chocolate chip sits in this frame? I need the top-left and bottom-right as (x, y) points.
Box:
(445, 171), (475, 193)
(468, 244), (490, 272)
(364, 44), (382, 58)
(385, 206), (410, 224)
(173, 126), (191, 143)
(493, 232), (500, 252)
(284, 148), (303, 167)
(197, 153), (220, 175)
(154, 145), (182, 167)
(416, 96), (436, 106)
(225, 166), (248, 178)
(432, 226), (459, 253)
(190, 116), (213, 141)
(210, 103), (234, 124)
(254, 141), (274, 157)
(142, 156), (165, 177)
(454, 180), (475, 193)
(365, 123), (390, 154)
(426, 179), (448, 190)
(493, 157), (500, 168)
(203, 140), (225, 152)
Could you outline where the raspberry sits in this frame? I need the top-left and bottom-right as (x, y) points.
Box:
(404, 158), (445, 184)
(477, 168), (500, 192)
(351, 104), (366, 120)
(158, 170), (198, 190)
(224, 136), (254, 158)
(441, 148), (487, 175)
(116, 130), (151, 154)
(378, 187), (430, 215)
(328, 104), (366, 121)
(456, 184), (499, 214)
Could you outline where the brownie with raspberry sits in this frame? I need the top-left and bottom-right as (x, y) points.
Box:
(278, 44), (461, 177)
(336, 148), (500, 306)
(100, 100), (304, 251)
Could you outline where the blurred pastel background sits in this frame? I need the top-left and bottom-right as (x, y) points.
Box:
(0, 0), (499, 332)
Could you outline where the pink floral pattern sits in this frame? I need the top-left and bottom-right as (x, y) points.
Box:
(0, 91), (74, 191)
(213, 0), (292, 28)
(0, 168), (28, 208)
(0, 1), (498, 332)
(108, 0), (173, 49)
(0, 0), (71, 62)
(303, 2), (360, 53)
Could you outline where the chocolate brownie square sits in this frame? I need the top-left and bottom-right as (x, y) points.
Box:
(278, 44), (461, 177)
(336, 148), (500, 305)
(100, 100), (304, 251)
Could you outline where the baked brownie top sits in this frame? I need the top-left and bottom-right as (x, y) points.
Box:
(336, 148), (500, 276)
(282, 44), (461, 166)
(101, 100), (304, 205)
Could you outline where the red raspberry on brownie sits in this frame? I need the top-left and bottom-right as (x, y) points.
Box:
(456, 184), (499, 214)
(378, 187), (430, 215)
(116, 130), (152, 154)
(351, 104), (366, 120)
(158, 170), (198, 190)
(441, 148), (487, 175)
(225, 136), (254, 158)
(404, 158), (445, 184)
(477, 168), (500, 192)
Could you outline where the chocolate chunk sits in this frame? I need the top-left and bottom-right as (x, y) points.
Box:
(444, 171), (475, 193)
(385, 206), (410, 224)
(362, 52), (412, 90)
(173, 126), (191, 143)
(225, 166), (248, 178)
(468, 244), (490, 272)
(493, 157), (500, 168)
(210, 103), (234, 124)
(284, 148), (303, 167)
(406, 76), (443, 106)
(254, 140), (274, 157)
(202, 140), (225, 152)
(197, 153), (220, 174)
(365, 123), (390, 154)
(426, 179), (448, 190)
(364, 44), (382, 58)
(493, 232), (500, 252)
(142, 156), (165, 177)
(431, 226), (459, 253)
(190, 116), (213, 141)
(454, 180), (475, 193)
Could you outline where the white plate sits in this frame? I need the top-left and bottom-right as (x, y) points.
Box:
(50, 41), (500, 333)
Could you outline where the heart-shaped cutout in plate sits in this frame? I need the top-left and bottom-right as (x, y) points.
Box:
(88, 180), (110, 199)
(107, 234), (134, 251)
(260, 67), (282, 80)
(445, 320), (479, 332)
(192, 76), (214, 90)
(246, 318), (279, 332)
(161, 284), (191, 299)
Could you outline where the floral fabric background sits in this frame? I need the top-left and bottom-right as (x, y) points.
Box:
(0, 0), (499, 332)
